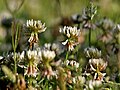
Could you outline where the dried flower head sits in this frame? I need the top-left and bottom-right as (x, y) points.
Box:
(17, 75), (26, 90)
(59, 26), (81, 51)
(43, 67), (57, 79)
(24, 64), (37, 77)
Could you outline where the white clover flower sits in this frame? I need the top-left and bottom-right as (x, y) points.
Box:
(89, 58), (107, 81)
(59, 26), (81, 51)
(88, 80), (102, 90)
(84, 47), (101, 58)
(94, 72), (106, 81)
(89, 58), (107, 72)
(24, 50), (42, 77)
(26, 19), (46, 49)
(51, 43), (64, 55)
(59, 26), (80, 38)
(78, 76), (85, 84)
(26, 19), (46, 33)
(26, 50), (41, 63)
(42, 49), (56, 62)
(43, 43), (64, 55)
(27, 50), (37, 60)
(72, 76), (85, 84)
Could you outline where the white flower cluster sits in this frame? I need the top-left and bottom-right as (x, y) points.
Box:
(59, 26), (80, 38)
(41, 49), (56, 62)
(89, 58), (107, 71)
(84, 47), (107, 81)
(59, 26), (81, 51)
(89, 58), (107, 80)
(16, 49), (56, 77)
(84, 47), (101, 58)
(26, 19), (46, 33)
(43, 43), (64, 55)
(88, 80), (102, 90)
(27, 50), (42, 63)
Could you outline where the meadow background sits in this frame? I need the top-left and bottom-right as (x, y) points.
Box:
(0, 0), (120, 90)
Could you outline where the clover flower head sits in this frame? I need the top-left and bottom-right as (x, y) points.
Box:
(89, 58), (107, 81)
(89, 58), (107, 72)
(26, 19), (46, 49)
(44, 43), (64, 55)
(42, 49), (56, 62)
(72, 76), (85, 84)
(26, 19), (46, 33)
(88, 80), (102, 90)
(26, 50), (41, 63)
(27, 50), (37, 60)
(94, 72), (106, 81)
(51, 43), (64, 55)
(59, 26), (81, 51)
(59, 26), (80, 38)
(84, 47), (101, 58)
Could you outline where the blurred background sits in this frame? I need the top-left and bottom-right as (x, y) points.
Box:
(0, 0), (120, 55)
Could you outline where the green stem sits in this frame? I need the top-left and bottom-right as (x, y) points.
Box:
(89, 27), (91, 47)
(13, 52), (17, 75)
(58, 67), (66, 90)
(11, 19), (20, 74)
(29, 62), (33, 86)
(45, 80), (49, 90)
(65, 51), (69, 61)
(11, 20), (17, 74)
